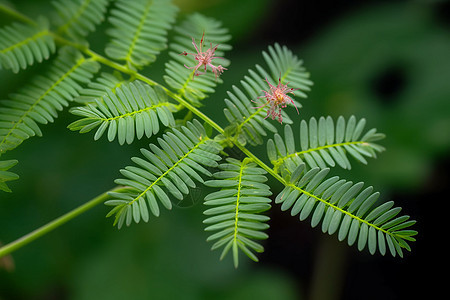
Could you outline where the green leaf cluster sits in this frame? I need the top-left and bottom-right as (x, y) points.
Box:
(0, 47), (99, 154)
(105, 120), (222, 229)
(0, 0), (417, 268)
(277, 164), (416, 257)
(53, 0), (110, 39)
(267, 115), (385, 177)
(68, 80), (176, 144)
(0, 159), (19, 192)
(204, 158), (271, 268)
(221, 43), (313, 146)
(73, 72), (126, 105)
(0, 17), (55, 73)
(105, 0), (177, 69)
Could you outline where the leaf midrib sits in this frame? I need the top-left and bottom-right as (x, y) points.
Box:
(124, 0), (153, 66)
(127, 136), (209, 206)
(273, 141), (367, 167)
(0, 30), (49, 54)
(57, 0), (92, 36)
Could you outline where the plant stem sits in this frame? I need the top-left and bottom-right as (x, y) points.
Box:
(0, 4), (36, 25)
(0, 188), (121, 258)
(235, 142), (285, 184)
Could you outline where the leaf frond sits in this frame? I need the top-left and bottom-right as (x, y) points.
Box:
(0, 17), (55, 73)
(163, 13), (231, 106)
(68, 80), (177, 145)
(105, 119), (223, 229)
(0, 159), (19, 192)
(204, 158), (271, 268)
(267, 116), (385, 177)
(105, 0), (177, 69)
(277, 163), (416, 257)
(53, 0), (110, 39)
(220, 43), (313, 146)
(0, 47), (100, 154)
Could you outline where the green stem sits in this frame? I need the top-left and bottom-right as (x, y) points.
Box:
(235, 142), (285, 184)
(0, 4), (36, 25)
(0, 188), (123, 258)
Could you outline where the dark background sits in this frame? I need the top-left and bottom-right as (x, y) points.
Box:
(1, 0), (448, 299)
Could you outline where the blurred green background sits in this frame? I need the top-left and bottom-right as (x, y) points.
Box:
(1, 0), (448, 299)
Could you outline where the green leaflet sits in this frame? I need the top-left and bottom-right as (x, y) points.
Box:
(74, 72), (127, 105)
(277, 163), (417, 257)
(163, 13), (232, 106)
(68, 80), (177, 145)
(0, 159), (19, 193)
(105, 120), (223, 229)
(53, 0), (110, 39)
(105, 0), (177, 69)
(269, 116), (386, 177)
(204, 158), (271, 268)
(0, 47), (100, 155)
(221, 43), (313, 147)
(0, 17), (55, 73)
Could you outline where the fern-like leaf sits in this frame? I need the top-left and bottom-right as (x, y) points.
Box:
(277, 163), (417, 257)
(262, 43), (313, 97)
(105, 119), (222, 229)
(163, 13), (231, 106)
(267, 116), (385, 177)
(221, 43), (313, 146)
(0, 47), (100, 154)
(73, 72), (127, 105)
(68, 80), (177, 145)
(204, 158), (271, 268)
(0, 18), (55, 73)
(53, 0), (110, 39)
(0, 159), (19, 193)
(105, 0), (177, 69)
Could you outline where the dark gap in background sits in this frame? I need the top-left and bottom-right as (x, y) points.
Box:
(433, 0), (450, 30)
(371, 64), (407, 103)
(248, 0), (393, 47)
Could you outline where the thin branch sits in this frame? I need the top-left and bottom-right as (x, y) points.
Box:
(0, 187), (125, 258)
(0, 4), (36, 25)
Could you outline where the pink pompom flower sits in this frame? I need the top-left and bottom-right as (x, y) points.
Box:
(253, 78), (299, 124)
(180, 32), (227, 79)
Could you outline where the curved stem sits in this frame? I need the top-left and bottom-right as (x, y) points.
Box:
(235, 142), (285, 184)
(0, 187), (124, 258)
(0, 4), (36, 25)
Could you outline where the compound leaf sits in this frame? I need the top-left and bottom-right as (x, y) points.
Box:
(204, 158), (271, 268)
(277, 163), (417, 257)
(105, 120), (223, 229)
(69, 80), (177, 144)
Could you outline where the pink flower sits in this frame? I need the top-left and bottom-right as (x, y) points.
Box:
(180, 32), (227, 79)
(254, 78), (299, 124)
